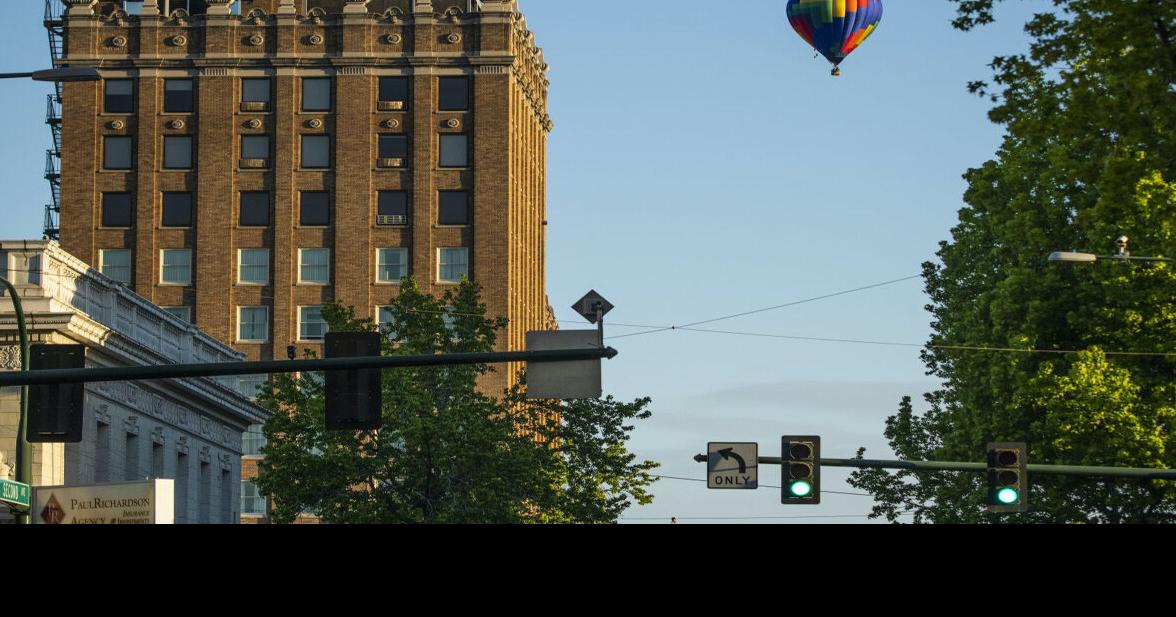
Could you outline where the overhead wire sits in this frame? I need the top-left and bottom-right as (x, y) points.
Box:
(652, 474), (871, 497)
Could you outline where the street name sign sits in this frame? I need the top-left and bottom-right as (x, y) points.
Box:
(0, 478), (30, 510)
(707, 442), (758, 489)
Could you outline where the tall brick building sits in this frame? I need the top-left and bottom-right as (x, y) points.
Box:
(53, 0), (553, 389)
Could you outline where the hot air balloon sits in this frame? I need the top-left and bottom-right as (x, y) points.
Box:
(787, 0), (883, 76)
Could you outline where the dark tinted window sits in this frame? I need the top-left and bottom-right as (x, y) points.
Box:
(300, 192), (330, 227)
(378, 135), (408, 159)
(161, 192), (192, 227)
(302, 78), (331, 112)
(242, 78), (270, 103)
(439, 134), (468, 168)
(105, 80), (134, 113)
(438, 77), (469, 111)
(104, 136), (133, 170)
(378, 191), (408, 217)
(301, 135), (330, 168)
(240, 192), (270, 227)
(101, 193), (133, 228)
(163, 136), (192, 169)
(379, 77), (408, 103)
(438, 191), (469, 226)
(163, 79), (194, 113)
(241, 135), (270, 160)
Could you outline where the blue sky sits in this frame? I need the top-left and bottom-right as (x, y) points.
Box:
(0, 0), (1050, 523)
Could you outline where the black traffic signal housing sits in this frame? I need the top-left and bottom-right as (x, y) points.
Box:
(324, 332), (383, 431)
(27, 344), (85, 443)
(986, 442), (1028, 513)
(781, 435), (820, 504)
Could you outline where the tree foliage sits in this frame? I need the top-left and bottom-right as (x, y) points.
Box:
(254, 279), (658, 524)
(850, 0), (1176, 523)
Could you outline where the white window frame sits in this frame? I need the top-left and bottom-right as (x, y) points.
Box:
(99, 249), (132, 285)
(437, 247), (469, 284)
(298, 306), (327, 342)
(376, 248), (408, 284)
(376, 305), (398, 340)
(238, 248), (270, 285)
(160, 249), (192, 286)
(237, 306), (269, 343)
(298, 248), (330, 285)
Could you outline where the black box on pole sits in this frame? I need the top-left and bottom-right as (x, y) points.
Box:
(324, 332), (383, 431)
(27, 344), (85, 443)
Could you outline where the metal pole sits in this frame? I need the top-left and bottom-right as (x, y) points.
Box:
(0, 72), (36, 80)
(0, 346), (620, 388)
(742, 456), (1176, 480)
(0, 276), (30, 524)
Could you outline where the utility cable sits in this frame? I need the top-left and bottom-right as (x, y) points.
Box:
(652, 474), (871, 497)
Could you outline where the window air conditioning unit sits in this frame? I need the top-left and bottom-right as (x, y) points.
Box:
(240, 101), (269, 112)
(240, 158), (269, 169)
(377, 215), (408, 226)
(377, 158), (405, 168)
(377, 101), (405, 111)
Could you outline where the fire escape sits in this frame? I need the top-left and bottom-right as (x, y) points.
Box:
(43, 0), (64, 241)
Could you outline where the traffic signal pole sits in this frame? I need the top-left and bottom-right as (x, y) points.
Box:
(713, 455), (1176, 480)
(0, 275), (30, 525)
(0, 346), (620, 388)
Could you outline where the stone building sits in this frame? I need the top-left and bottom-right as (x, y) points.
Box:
(0, 240), (267, 523)
(52, 0), (555, 390)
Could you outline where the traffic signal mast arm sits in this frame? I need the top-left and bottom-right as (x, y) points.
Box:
(693, 454), (1176, 480)
(0, 347), (619, 388)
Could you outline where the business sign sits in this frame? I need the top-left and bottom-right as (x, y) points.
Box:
(0, 478), (30, 509)
(32, 479), (174, 524)
(707, 442), (758, 489)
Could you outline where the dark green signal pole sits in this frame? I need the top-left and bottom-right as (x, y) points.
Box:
(1, 275), (31, 525)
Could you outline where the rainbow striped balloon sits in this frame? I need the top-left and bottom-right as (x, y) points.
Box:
(786, 0), (883, 74)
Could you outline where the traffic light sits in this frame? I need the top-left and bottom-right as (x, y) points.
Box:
(781, 435), (820, 504)
(27, 344), (85, 443)
(324, 332), (383, 431)
(986, 442), (1028, 513)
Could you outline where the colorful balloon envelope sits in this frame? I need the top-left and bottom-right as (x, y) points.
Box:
(787, 0), (883, 75)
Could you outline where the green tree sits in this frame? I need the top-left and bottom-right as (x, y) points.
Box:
(850, 0), (1176, 523)
(254, 278), (657, 524)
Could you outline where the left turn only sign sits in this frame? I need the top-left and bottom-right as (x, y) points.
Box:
(707, 442), (758, 489)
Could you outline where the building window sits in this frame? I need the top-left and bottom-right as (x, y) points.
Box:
(238, 249), (269, 285)
(299, 248), (330, 285)
(378, 135), (408, 160)
(160, 249), (192, 286)
(162, 306), (191, 322)
(238, 307), (269, 342)
(161, 192), (193, 228)
(377, 248), (408, 283)
(383, 76), (411, 105)
(240, 480), (266, 515)
(240, 192), (270, 227)
(438, 191), (469, 226)
(100, 249), (132, 285)
(438, 77), (469, 111)
(438, 247), (469, 283)
(377, 191), (408, 226)
(104, 136), (133, 170)
(241, 135), (270, 162)
(163, 136), (193, 169)
(104, 79), (134, 114)
(163, 79), (194, 113)
(300, 192), (330, 227)
(238, 376), (267, 401)
(302, 78), (332, 112)
(242, 424), (267, 455)
(101, 193), (133, 228)
(299, 306), (327, 341)
(439, 134), (469, 168)
(377, 306), (397, 339)
(242, 78), (270, 109)
(301, 135), (330, 169)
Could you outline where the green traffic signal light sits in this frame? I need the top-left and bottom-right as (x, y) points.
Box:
(789, 480), (813, 497)
(996, 487), (1019, 504)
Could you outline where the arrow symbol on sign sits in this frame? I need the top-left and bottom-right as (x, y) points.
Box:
(718, 448), (748, 474)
